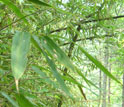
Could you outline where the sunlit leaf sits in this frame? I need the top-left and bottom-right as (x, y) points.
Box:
(42, 50), (73, 98)
(41, 36), (75, 72)
(28, 0), (70, 15)
(62, 76), (98, 96)
(76, 68), (99, 89)
(79, 46), (121, 84)
(31, 36), (73, 98)
(11, 32), (30, 80)
(28, 0), (51, 7)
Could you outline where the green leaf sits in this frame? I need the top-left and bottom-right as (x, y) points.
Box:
(32, 65), (58, 88)
(15, 94), (34, 107)
(79, 46), (121, 84)
(42, 50), (73, 98)
(76, 68), (100, 89)
(62, 76), (98, 96)
(0, 0), (28, 23)
(28, 0), (71, 15)
(31, 36), (73, 98)
(40, 36), (75, 72)
(0, 92), (19, 107)
(28, 0), (51, 7)
(11, 32), (30, 80)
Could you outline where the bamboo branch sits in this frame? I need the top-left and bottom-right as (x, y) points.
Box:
(61, 34), (114, 46)
(50, 15), (124, 33)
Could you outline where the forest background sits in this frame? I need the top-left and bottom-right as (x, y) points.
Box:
(0, 0), (124, 107)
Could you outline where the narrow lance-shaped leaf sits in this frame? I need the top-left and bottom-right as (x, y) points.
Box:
(79, 46), (121, 84)
(11, 32), (30, 90)
(28, 0), (71, 15)
(31, 36), (73, 98)
(15, 94), (34, 107)
(0, 92), (19, 107)
(32, 66), (58, 88)
(41, 50), (73, 98)
(28, 0), (51, 7)
(0, 0), (28, 23)
(62, 76), (98, 96)
(40, 36), (75, 72)
(76, 67), (100, 89)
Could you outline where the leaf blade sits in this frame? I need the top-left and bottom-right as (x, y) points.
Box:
(41, 36), (75, 72)
(31, 36), (73, 98)
(0, 0), (28, 23)
(28, 0), (51, 7)
(15, 94), (34, 107)
(79, 46), (121, 84)
(0, 92), (19, 107)
(11, 32), (30, 80)
(32, 65), (58, 88)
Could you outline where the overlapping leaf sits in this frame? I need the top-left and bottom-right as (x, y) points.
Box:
(40, 36), (75, 72)
(31, 36), (72, 98)
(40, 36), (100, 89)
(32, 66), (58, 88)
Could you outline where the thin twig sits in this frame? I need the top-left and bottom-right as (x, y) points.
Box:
(61, 34), (115, 46)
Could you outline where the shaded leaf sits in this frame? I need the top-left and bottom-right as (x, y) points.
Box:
(0, 0), (28, 23)
(0, 92), (18, 107)
(32, 65), (58, 88)
(15, 94), (34, 107)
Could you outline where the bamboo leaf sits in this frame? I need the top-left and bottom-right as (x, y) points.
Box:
(79, 46), (121, 84)
(31, 36), (73, 98)
(76, 68), (99, 89)
(62, 76), (98, 96)
(41, 50), (73, 98)
(15, 94), (34, 107)
(0, 92), (19, 107)
(0, 0), (28, 23)
(28, 0), (70, 15)
(32, 65), (58, 88)
(40, 36), (75, 72)
(28, 0), (51, 7)
(11, 32), (30, 80)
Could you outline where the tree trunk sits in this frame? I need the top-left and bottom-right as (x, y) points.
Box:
(108, 62), (111, 107)
(102, 72), (107, 107)
(102, 45), (108, 107)
(98, 48), (102, 107)
(99, 70), (102, 107)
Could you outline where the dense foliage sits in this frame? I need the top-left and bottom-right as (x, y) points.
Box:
(0, 0), (124, 107)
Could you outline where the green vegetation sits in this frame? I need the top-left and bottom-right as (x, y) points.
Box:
(0, 0), (124, 107)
